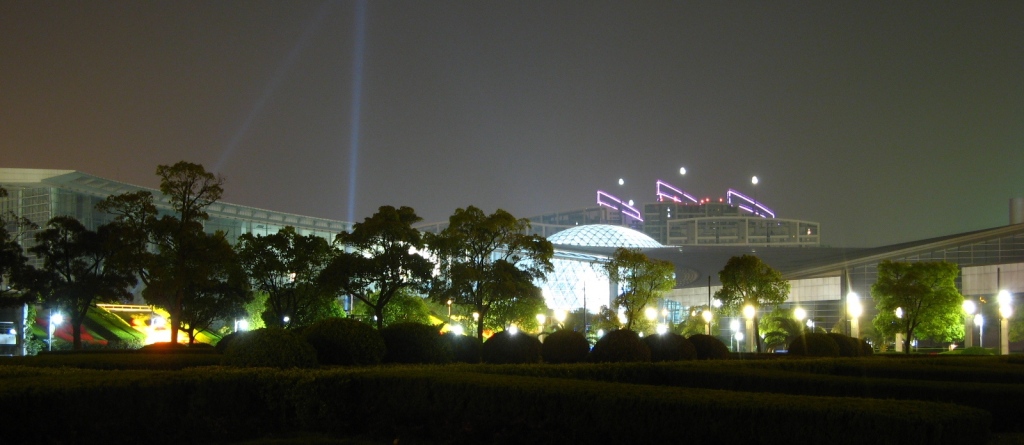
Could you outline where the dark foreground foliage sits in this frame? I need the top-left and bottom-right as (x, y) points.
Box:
(481, 330), (542, 364)
(0, 364), (992, 445)
(541, 329), (591, 364)
(589, 329), (650, 363)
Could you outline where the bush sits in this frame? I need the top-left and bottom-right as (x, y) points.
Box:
(139, 342), (189, 353)
(643, 332), (696, 362)
(788, 333), (840, 357)
(444, 333), (481, 363)
(481, 330), (542, 364)
(825, 333), (861, 357)
(687, 334), (730, 360)
(589, 329), (651, 363)
(380, 322), (452, 364)
(215, 332), (242, 354)
(301, 317), (385, 366)
(860, 339), (874, 356)
(221, 328), (317, 368)
(541, 329), (591, 364)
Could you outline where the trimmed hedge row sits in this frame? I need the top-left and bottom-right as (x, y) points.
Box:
(465, 360), (1024, 432)
(0, 366), (991, 445)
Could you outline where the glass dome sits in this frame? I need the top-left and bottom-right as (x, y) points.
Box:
(548, 224), (662, 248)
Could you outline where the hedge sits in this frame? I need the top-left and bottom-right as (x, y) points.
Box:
(0, 366), (991, 445)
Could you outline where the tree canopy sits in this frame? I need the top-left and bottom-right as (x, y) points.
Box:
(871, 260), (963, 352)
(321, 206), (433, 329)
(714, 254), (790, 353)
(236, 226), (338, 329)
(97, 161), (235, 343)
(601, 247), (675, 332)
(28, 217), (137, 349)
(0, 187), (37, 305)
(426, 206), (554, 340)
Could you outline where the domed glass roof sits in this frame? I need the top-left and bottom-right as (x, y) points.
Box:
(548, 224), (662, 248)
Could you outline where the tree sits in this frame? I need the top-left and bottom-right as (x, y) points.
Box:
(97, 161), (228, 344)
(871, 260), (963, 353)
(28, 217), (137, 349)
(0, 186), (38, 304)
(236, 226), (337, 328)
(426, 206), (554, 341)
(715, 254), (790, 353)
(601, 247), (675, 331)
(175, 230), (249, 343)
(321, 206), (433, 329)
(351, 288), (433, 326)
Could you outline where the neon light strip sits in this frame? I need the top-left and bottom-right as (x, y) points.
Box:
(726, 189), (775, 218)
(655, 180), (698, 204)
(596, 191), (644, 221)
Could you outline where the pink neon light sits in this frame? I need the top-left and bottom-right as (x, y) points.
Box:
(655, 180), (698, 204)
(596, 190), (644, 221)
(726, 189), (775, 218)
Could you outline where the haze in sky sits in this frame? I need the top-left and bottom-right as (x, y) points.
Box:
(2, 1), (1022, 247)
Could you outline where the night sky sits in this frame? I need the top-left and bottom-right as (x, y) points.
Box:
(3, 1), (1022, 248)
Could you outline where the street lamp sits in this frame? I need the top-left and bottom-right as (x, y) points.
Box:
(554, 309), (567, 329)
(998, 290), (1013, 355)
(48, 312), (63, 352)
(751, 176), (759, 216)
(701, 309), (713, 335)
(742, 304), (756, 353)
(894, 307), (904, 352)
(975, 313), (985, 348)
(536, 313), (546, 333)
(793, 306), (807, 333)
(962, 299), (977, 348)
(847, 292), (862, 339)
(679, 167), (686, 176)
(730, 319), (741, 351)
(645, 307), (658, 322)
(447, 299), (453, 324)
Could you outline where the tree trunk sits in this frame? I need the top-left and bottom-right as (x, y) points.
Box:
(374, 306), (384, 330)
(72, 322), (82, 350)
(169, 290), (182, 344)
(754, 314), (763, 353)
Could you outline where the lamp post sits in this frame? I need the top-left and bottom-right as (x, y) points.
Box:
(730, 319), (740, 351)
(962, 300), (976, 348)
(742, 304), (756, 353)
(701, 309), (713, 336)
(48, 311), (63, 352)
(447, 299), (453, 325)
(793, 306), (807, 334)
(847, 292), (862, 339)
(751, 176), (759, 217)
(554, 309), (567, 329)
(998, 290), (1013, 355)
(975, 313), (985, 348)
(894, 307), (904, 352)
(536, 313), (546, 334)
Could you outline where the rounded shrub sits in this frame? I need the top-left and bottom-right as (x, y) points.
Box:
(221, 328), (317, 368)
(481, 330), (542, 364)
(787, 333), (840, 357)
(643, 332), (697, 362)
(302, 317), (385, 366)
(444, 333), (482, 363)
(541, 329), (591, 364)
(589, 329), (651, 363)
(215, 332), (242, 354)
(380, 322), (452, 364)
(860, 339), (874, 356)
(687, 334), (730, 360)
(826, 333), (861, 357)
